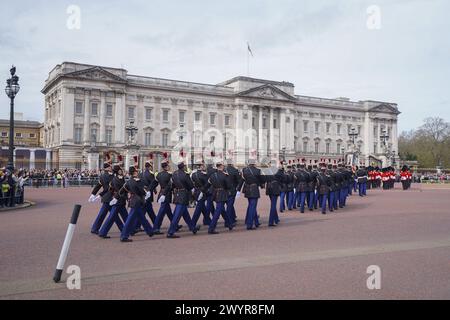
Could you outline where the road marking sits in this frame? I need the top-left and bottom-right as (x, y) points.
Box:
(1, 237), (450, 297)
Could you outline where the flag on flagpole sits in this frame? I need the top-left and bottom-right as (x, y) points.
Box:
(247, 42), (254, 57)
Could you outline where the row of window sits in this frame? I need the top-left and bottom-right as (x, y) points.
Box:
(1, 132), (36, 139)
(297, 141), (346, 154)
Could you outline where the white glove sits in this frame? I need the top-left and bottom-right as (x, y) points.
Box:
(197, 192), (203, 201)
(109, 198), (118, 206)
(145, 191), (151, 200)
(158, 195), (166, 204)
(93, 195), (100, 202)
(236, 191), (241, 199)
(88, 194), (96, 203)
(294, 188), (296, 193)
(191, 188), (195, 193)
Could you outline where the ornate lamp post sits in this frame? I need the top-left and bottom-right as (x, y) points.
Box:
(125, 120), (138, 145)
(348, 127), (359, 166)
(4, 66), (20, 171)
(124, 120), (139, 170)
(281, 146), (286, 163)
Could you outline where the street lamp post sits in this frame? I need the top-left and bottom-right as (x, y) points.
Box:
(4, 66), (20, 172)
(281, 147), (286, 163)
(348, 127), (359, 166)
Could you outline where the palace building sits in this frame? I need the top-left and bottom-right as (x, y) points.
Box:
(42, 62), (400, 170)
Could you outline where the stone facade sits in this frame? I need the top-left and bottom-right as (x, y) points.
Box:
(42, 62), (400, 170)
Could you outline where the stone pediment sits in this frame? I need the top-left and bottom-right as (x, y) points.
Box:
(369, 103), (400, 115)
(236, 84), (297, 101)
(65, 66), (127, 83)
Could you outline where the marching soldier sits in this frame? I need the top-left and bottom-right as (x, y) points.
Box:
(98, 164), (129, 238)
(356, 165), (368, 196)
(238, 158), (264, 230)
(208, 161), (233, 234)
(141, 161), (157, 224)
(191, 160), (211, 226)
(317, 163), (332, 214)
(89, 163), (114, 234)
(150, 161), (180, 235)
(224, 158), (241, 226)
(264, 164), (284, 226)
(119, 166), (154, 242)
(286, 165), (295, 210)
(326, 163), (337, 212)
(308, 162), (319, 210)
(332, 162), (343, 210)
(295, 160), (310, 213)
(166, 161), (200, 238)
(205, 159), (217, 221)
(279, 163), (287, 212)
(400, 165), (410, 190)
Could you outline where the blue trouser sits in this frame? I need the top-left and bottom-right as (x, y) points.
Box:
(91, 203), (111, 233)
(206, 194), (215, 218)
(328, 191), (335, 211)
(280, 192), (286, 212)
(294, 191), (299, 208)
(120, 206), (153, 240)
(144, 201), (156, 223)
(226, 195), (236, 224)
(152, 202), (173, 232)
(287, 191), (295, 210)
(358, 182), (366, 196)
(268, 196), (279, 225)
(245, 198), (259, 229)
(299, 192), (307, 212)
(209, 201), (226, 232)
(319, 194), (327, 213)
(339, 188), (346, 208)
(168, 204), (193, 235)
(192, 198), (210, 226)
(308, 191), (315, 210)
(333, 190), (339, 209)
(353, 180), (357, 192)
(99, 205), (128, 237)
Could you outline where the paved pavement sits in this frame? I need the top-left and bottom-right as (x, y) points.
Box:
(0, 183), (449, 299)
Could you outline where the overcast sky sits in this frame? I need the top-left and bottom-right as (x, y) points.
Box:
(1, 0), (449, 132)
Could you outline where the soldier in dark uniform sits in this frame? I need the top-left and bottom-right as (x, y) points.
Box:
(141, 161), (157, 224)
(89, 163), (114, 234)
(205, 159), (216, 221)
(238, 158), (264, 230)
(167, 162), (200, 238)
(286, 165), (295, 210)
(119, 166), (154, 242)
(317, 163), (331, 214)
(336, 163), (345, 208)
(98, 164), (129, 238)
(264, 164), (284, 226)
(208, 161), (233, 234)
(191, 160), (211, 226)
(295, 161), (310, 213)
(356, 165), (368, 196)
(279, 162), (287, 213)
(150, 161), (179, 235)
(326, 164), (337, 212)
(224, 158), (241, 226)
(307, 163), (318, 211)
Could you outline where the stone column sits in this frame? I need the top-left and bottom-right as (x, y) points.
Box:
(100, 92), (106, 143)
(45, 150), (51, 170)
(114, 93), (125, 144)
(29, 149), (36, 170)
(83, 91), (90, 143)
(258, 106), (263, 158)
(279, 108), (286, 152)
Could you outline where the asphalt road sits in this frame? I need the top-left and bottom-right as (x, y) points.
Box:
(0, 183), (449, 299)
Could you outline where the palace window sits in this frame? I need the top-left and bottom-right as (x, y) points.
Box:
(337, 123), (341, 135)
(106, 129), (113, 144)
(163, 109), (169, 122)
(145, 132), (152, 146)
(337, 143), (341, 153)
(273, 118), (278, 129)
(162, 133), (169, 147)
(210, 113), (216, 125)
(195, 112), (201, 122)
(326, 142), (330, 154)
(2, 132), (8, 137)
(303, 120), (308, 133)
(106, 104), (113, 117)
(315, 122), (320, 134)
(91, 103), (98, 116)
(29, 133), (36, 138)
(127, 106), (135, 120)
(74, 127), (82, 144)
(374, 142), (378, 154)
(303, 141), (308, 152)
(179, 111), (185, 124)
(326, 123), (331, 134)
(15, 132), (22, 138)
(75, 102), (83, 115)
(91, 128), (98, 142)
(145, 107), (152, 120)
(314, 141), (319, 153)
(225, 115), (231, 126)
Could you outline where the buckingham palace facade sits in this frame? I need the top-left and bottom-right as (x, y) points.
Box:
(42, 62), (400, 170)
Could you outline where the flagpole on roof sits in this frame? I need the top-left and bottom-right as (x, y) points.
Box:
(246, 41), (253, 77)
